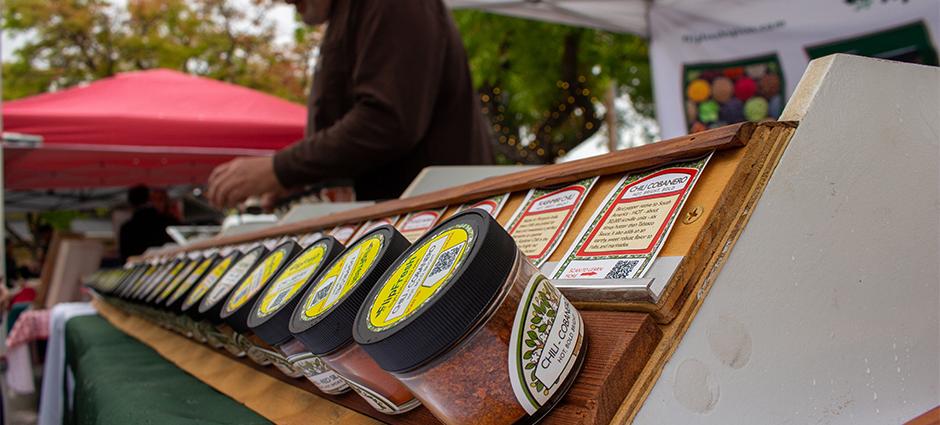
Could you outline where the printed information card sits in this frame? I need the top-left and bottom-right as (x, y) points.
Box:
(457, 193), (509, 219)
(505, 177), (598, 267)
(397, 208), (447, 242)
(329, 223), (361, 245)
(350, 216), (401, 242)
(551, 155), (712, 280)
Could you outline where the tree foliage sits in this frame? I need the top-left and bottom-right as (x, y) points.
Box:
(2, 0), (319, 102)
(3, 3), (653, 165)
(454, 11), (652, 164)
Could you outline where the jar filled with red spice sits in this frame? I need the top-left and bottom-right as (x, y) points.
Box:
(247, 236), (351, 394)
(219, 239), (302, 374)
(355, 210), (587, 425)
(289, 225), (421, 415)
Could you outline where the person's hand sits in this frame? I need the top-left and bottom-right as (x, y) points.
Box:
(207, 157), (284, 209)
(259, 189), (291, 212)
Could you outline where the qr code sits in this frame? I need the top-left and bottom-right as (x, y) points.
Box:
(426, 244), (463, 285)
(605, 260), (641, 279)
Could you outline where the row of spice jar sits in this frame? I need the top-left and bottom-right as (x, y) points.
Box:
(87, 210), (588, 425)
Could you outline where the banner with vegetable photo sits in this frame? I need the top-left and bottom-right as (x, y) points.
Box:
(682, 54), (785, 134)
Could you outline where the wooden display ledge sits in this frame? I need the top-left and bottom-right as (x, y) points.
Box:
(118, 122), (799, 423)
(137, 122), (797, 326)
(95, 299), (660, 425)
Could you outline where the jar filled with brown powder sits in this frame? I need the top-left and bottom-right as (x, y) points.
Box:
(355, 210), (587, 425)
(290, 225), (421, 415)
(247, 236), (351, 394)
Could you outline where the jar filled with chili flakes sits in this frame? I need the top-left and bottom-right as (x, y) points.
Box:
(247, 235), (351, 395)
(355, 209), (587, 425)
(289, 225), (421, 415)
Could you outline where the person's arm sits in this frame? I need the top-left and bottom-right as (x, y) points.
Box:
(273, 0), (447, 188)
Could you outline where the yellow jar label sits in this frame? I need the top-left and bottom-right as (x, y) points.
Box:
(300, 234), (384, 321)
(182, 255), (234, 310)
(167, 257), (213, 306)
(368, 224), (473, 331)
(128, 266), (156, 296)
(257, 243), (328, 318)
(158, 260), (198, 302)
(225, 249), (287, 313)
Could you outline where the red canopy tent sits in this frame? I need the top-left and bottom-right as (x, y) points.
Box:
(3, 69), (306, 190)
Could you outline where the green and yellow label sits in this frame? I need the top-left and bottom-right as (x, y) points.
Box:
(167, 257), (213, 305)
(300, 234), (384, 321)
(225, 250), (287, 313)
(257, 243), (328, 318)
(368, 224), (473, 331)
(183, 256), (234, 310)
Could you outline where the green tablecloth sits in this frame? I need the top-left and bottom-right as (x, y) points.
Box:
(64, 315), (271, 425)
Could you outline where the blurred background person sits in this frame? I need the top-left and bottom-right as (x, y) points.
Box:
(118, 185), (178, 261)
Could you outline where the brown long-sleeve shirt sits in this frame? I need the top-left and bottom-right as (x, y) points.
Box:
(273, 0), (493, 201)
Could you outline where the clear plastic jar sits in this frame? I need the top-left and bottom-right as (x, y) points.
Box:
(290, 225), (419, 414)
(246, 236), (352, 395)
(355, 210), (586, 425)
(279, 338), (349, 394)
(321, 342), (420, 414)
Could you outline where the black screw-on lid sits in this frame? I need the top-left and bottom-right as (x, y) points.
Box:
(220, 240), (302, 334)
(196, 246), (268, 323)
(354, 209), (517, 373)
(131, 261), (172, 301)
(152, 256), (202, 309)
(144, 259), (188, 304)
(247, 236), (345, 346)
(289, 225), (410, 356)
(113, 265), (147, 297)
(181, 251), (242, 318)
(167, 253), (219, 312)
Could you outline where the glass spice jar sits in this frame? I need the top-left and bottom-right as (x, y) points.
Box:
(148, 256), (191, 304)
(247, 236), (351, 394)
(198, 244), (268, 324)
(179, 249), (244, 351)
(113, 263), (148, 299)
(152, 254), (201, 309)
(124, 260), (163, 301)
(200, 244), (269, 359)
(355, 210), (587, 425)
(289, 226), (421, 415)
(164, 251), (219, 341)
(218, 240), (302, 371)
(180, 250), (241, 319)
(165, 251), (218, 313)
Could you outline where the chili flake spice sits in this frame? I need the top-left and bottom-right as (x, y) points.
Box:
(355, 210), (586, 424)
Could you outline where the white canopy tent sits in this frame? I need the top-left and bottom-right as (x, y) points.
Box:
(446, 0), (940, 139)
(446, 0), (652, 35)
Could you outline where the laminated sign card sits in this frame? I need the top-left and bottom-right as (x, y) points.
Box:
(330, 224), (361, 245)
(457, 193), (509, 218)
(350, 215), (400, 242)
(397, 207), (447, 242)
(505, 177), (598, 267)
(552, 155), (712, 280)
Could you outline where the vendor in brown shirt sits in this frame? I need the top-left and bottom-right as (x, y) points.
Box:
(207, 0), (492, 207)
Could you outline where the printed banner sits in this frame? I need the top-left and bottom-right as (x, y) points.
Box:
(397, 208), (448, 242)
(552, 155), (711, 280)
(650, 0), (940, 139)
(505, 178), (598, 267)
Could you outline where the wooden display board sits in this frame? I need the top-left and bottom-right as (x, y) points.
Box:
(118, 121), (797, 424)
